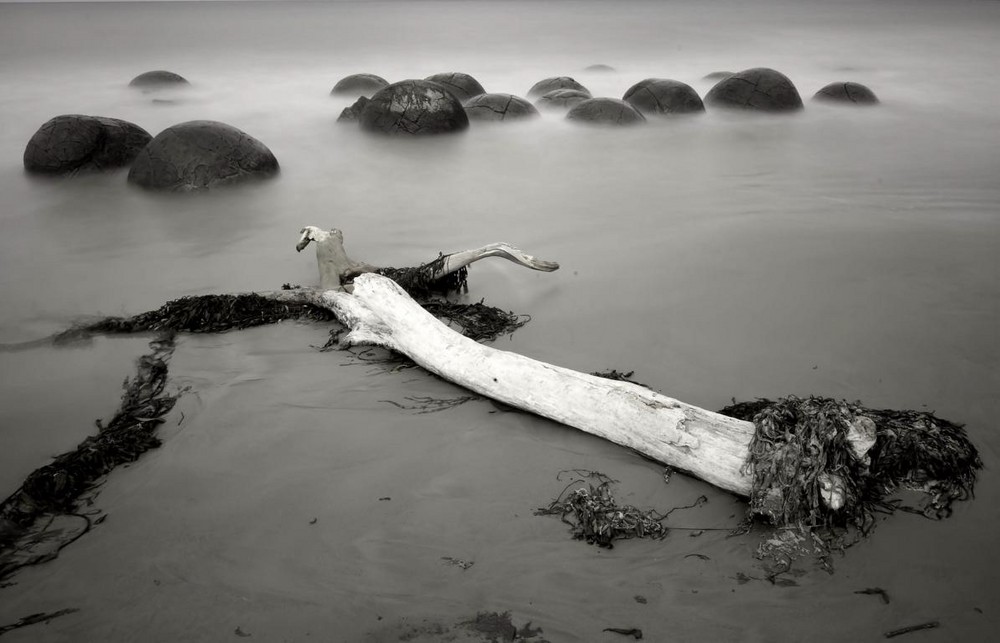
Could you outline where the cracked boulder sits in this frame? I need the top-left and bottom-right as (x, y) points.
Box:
(566, 98), (646, 126)
(463, 93), (539, 122)
(424, 72), (486, 103)
(534, 88), (591, 112)
(23, 114), (152, 175)
(812, 81), (879, 105)
(623, 79), (705, 116)
(704, 67), (803, 112)
(330, 73), (389, 98)
(129, 70), (189, 89)
(359, 80), (469, 135)
(527, 77), (591, 100)
(127, 120), (279, 191)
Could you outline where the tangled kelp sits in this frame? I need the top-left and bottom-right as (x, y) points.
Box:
(376, 262), (469, 298)
(719, 396), (982, 539)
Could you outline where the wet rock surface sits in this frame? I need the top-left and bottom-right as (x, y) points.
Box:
(813, 81), (879, 105)
(566, 97), (646, 125)
(424, 72), (486, 102)
(359, 79), (469, 135)
(330, 73), (389, 97)
(463, 93), (539, 121)
(128, 70), (189, 88)
(704, 67), (803, 112)
(127, 120), (279, 191)
(337, 96), (370, 123)
(623, 78), (705, 115)
(534, 88), (592, 112)
(23, 114), (152, 175)
(527, 76), (591, 99)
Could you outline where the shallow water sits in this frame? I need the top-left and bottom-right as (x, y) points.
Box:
(0, 0), (998, 640)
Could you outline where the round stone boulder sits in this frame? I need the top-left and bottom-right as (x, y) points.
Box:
(359, 80), (469, 135)
(584, 64), (616, 72)
(566, 98), (646, 126)
(424, 72), (486, 103)
(623, 79), (704, 116)
(702, 71), (733, 82)
(704, 67), (803, 112)
(534, 89), (592, 112)
(527, 77), (591, 100)
(127, 120), (279, 191)
(23, 114), (152, 175)
(812, 81), (879, 105)
(463, 93), (539, 122)
(129, 70), (189, 89)
(330, 73), (389, 98)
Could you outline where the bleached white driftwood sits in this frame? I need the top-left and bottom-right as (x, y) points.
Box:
(320, 273), (757, 497)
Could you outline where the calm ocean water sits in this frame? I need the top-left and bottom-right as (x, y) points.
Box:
(0, 0), (998, 640)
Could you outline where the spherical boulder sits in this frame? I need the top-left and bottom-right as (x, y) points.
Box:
(702, 71), (733, 82)
(129, 70), (189, 88)
(527, 77), (591, 100)
(424, 72), (486, 103)
(566, 98), (646, 126)
(704, 67), (803, 112)
(584, 64), (616, 72)
(812, 81), (879, 105)
(623, 79), (704, 116)
(534, 89), (592, 112)
(330, 73), (389, 98)
(23, 114), (152, 175)
(127, 120), (279, 191)
(463, 93), (539, 122)
(359, 80), (469, 135)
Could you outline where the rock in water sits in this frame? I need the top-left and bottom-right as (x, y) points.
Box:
(127, 120), (279, 191)
(424, 72), (487, 102)
(359, 80), (469, 135)
(623, 79), (705, 116)
(23, 114), (152, 175)
(566, 98), (646, 125)
(812, 81), (879, 105)
(463, 93), (539, 121)
(704, 67), (803, 112)
(527, 77), (591, 99)
(129, 70), (189, 88)
(534, 89), (592, 112)
(330, 73), (389, 98)
(337, 96), (370, 123)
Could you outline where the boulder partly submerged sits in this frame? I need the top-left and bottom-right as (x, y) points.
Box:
(359, 79), (469, 135)
(623, 79), (705, 116)
(463, 93), (539, 122)
(330, 73), (389, 98)
(704, 67), (803, 112)
(534, 88), (592, 112)
(527, 77), (591, 100)
(812, 81), (879, 105)
(127, 120), (279, 191)
(23, 114), (152, 175)
(424, 72), (486, 103)
(129, 70), (189, 89)
(566, 98), (646, 126)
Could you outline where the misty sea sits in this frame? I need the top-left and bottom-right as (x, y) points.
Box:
(0, 0), (998, 640)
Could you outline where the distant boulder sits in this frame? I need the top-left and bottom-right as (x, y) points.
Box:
(127, 120), (279, 191)
(584, 64), (616, 72)
(527, 77), (591, 99)
(704, 67), (803, 112)
(623, 79), (704, 116)
(534, 89), (591, 112)
(331, 73), (389, 98)
(424, 72), (487, 103)
(702, 71), (734, 82)
(812, 81), (879, 105)
(129, 70), (189, 89)
(23, 114), (152, 175)
(566, 98), (645, 126)
(463, 93), (539, 122)
(337, 96), (370, 123)
(359, 80), (469, 135)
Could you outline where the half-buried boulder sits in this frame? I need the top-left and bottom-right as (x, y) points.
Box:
(527, 77), (591, 99)
(359, 80), (469, 135)
(331, 73), (389, 98)
(704, 67), (803, 112)
(623, 79), (705, 116)
(566, 98), (646, 126)
(812, 81), (879, 105)
(463, 93), (539, 122)
(23, 114), (152, 175)
(424, 72), (486, 103)
(534, 89), (592, 112)
(129, 70), (189, 89)
(127, 120), (279, 191)
(337, 96), (370, 123)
